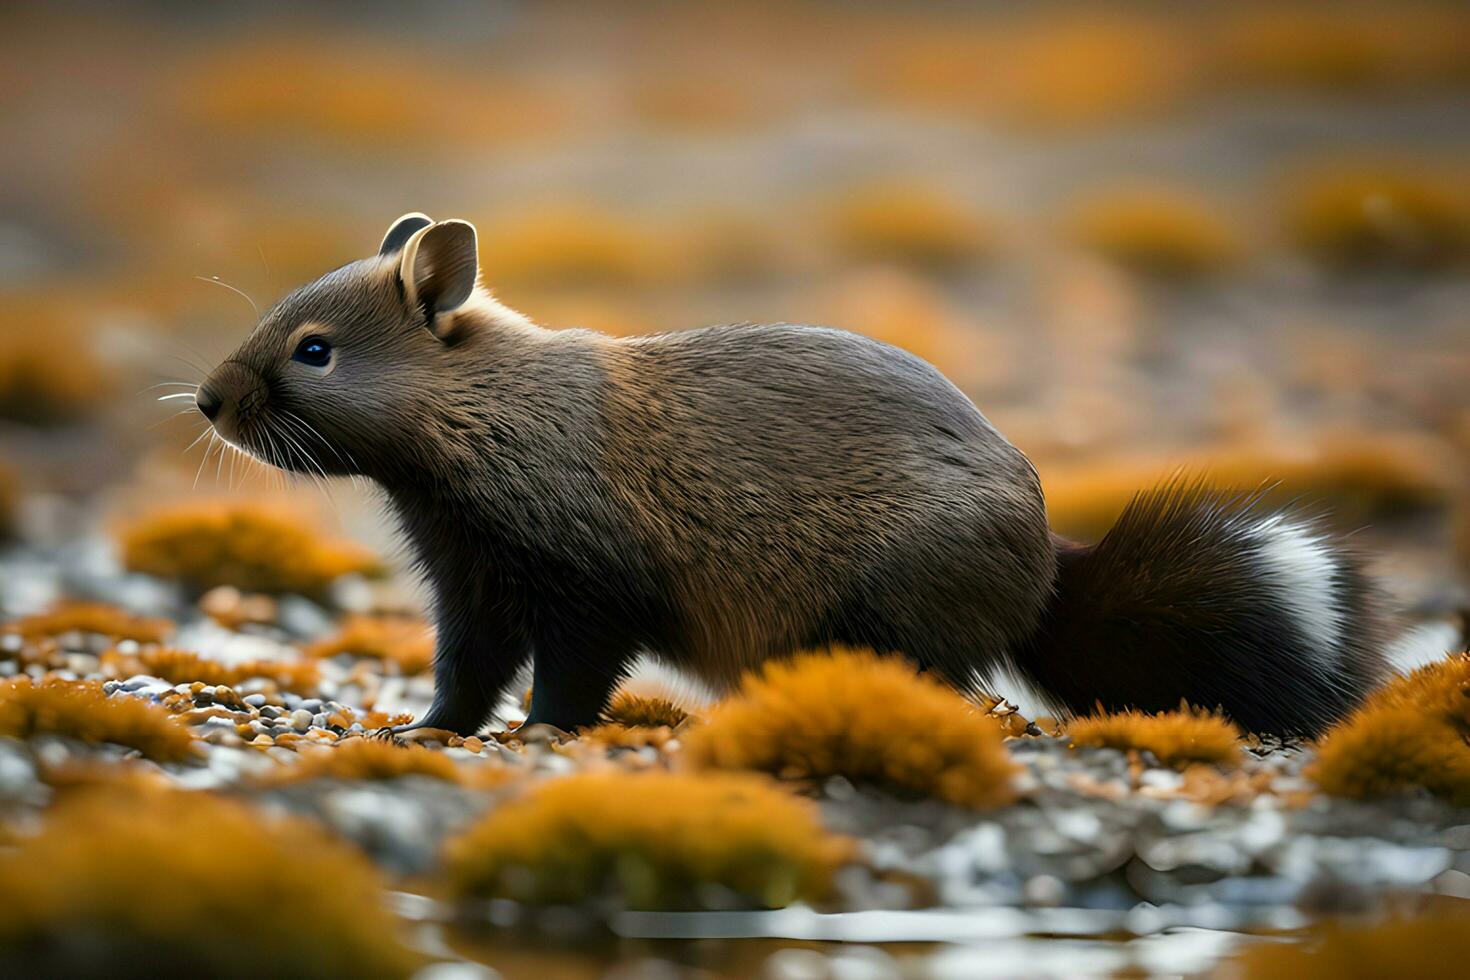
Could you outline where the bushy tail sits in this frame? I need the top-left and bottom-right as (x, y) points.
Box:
(1012, 481), (1388, 736)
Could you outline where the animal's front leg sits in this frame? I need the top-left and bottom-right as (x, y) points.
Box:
(522, 634), (634, 732)
(392, 599), (530, 737)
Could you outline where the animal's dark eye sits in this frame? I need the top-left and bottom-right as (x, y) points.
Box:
(292, 336), (333, 369)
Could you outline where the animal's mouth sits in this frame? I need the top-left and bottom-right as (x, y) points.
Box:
(196, 361), (352, 478)
(236, 402), (348, 478)
(230, 412), (312, 474)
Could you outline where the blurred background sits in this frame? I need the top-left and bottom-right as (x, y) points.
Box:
(0, 0), (1468, 613)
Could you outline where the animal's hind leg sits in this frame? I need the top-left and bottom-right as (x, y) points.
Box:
(821, 590), (996, 696)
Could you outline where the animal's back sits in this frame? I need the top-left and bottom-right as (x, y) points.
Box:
(600, 323), (1056, 689)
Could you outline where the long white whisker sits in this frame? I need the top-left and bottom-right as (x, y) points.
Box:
(183, 425), (212, 454)
(194, 275), (260, 320)
(281, 417), (334, 479)
(280, 409), (363, 489)
(274, 417), (333, 493)
(157, 392), (198, 402)
(193, 432), (219, 491)
(273, 418), (338, 511)
(148, 408), (201, 430)
(260, 425), (288, 492)
(215, 433), (227, 485)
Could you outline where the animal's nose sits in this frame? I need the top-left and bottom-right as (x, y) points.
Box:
(195, 387), (222, 421)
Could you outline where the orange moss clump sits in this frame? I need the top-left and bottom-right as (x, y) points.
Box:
(1039, 430), (1455, 539)
(1283, 163), (1470, 271)
(3, 602), (173, 645)
(304, 614), (434, 675)
(0, 677), (195, 762)
(1219, 6), (1470, 93)
(179, 35), (565, 150)
(261, 737), (462, 786)
(825, 182), (994, 270)
(631, 74), (766, 131)
(101, 648), (320, 693)
(802, 269), (977, 374)
(1310, 654), (1470, 806)
(0, 787), (419, 979)
(475, 205), (666, 288)
(1066, 185), (1240, 279)
(601, 691), (690, 730)
(1067, 707), (1243, 769)
(444, 770), (853, 910)
(998, 14), (1191, 126)
(683, 648), (1017, 809)
(0, 310), (114, 425)
(0, 462), (16, 539)
(115, 500), (381, 595)
(1231, 906), (1470, 979)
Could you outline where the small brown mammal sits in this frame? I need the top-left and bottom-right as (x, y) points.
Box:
(197, 213), (1386, 736)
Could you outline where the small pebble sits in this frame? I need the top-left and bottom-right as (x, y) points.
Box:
(244, 693), (267, 708)
(462, 736), (484, 754)
(290, 709), (314, 732)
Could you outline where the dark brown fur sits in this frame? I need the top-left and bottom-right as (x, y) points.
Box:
(197, 216), (1387, 736)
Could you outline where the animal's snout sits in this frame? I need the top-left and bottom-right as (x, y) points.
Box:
(197, 360), (263, 437)
(194, 387), (222, 421)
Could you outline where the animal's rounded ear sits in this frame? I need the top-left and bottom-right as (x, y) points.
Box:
(399, 220), (479, 328)
(379, 212), (433, 256)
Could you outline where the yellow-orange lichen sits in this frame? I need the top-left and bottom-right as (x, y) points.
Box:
(1220, 6), (1470, 93)
(444, 770), (854, 910)
(600, 691), (690, 730)
(0, 676), (195, 762)
(475, 204), (666, 288)
(2, 602), (173, 645)
(1283, 162), (1470, 271)
(1039, 430), (1455, 539)
(0, 463), (16, 539)
(683, 648), (1017, 809)
(825, 181), (994, 270)
(115, 500), (381, 595)
(1230, 905), (1470, 979)
(997, 14), (1190, 127)
(303, 614), (434, 675)
(1067, 707), (1243, 768)
(1310, 654), (1470, 806)
(1065, 185), (1240, 278)
(260, 737), (464, 785)
(0, 308), (114, 425)
(0, 787), (419, 978)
